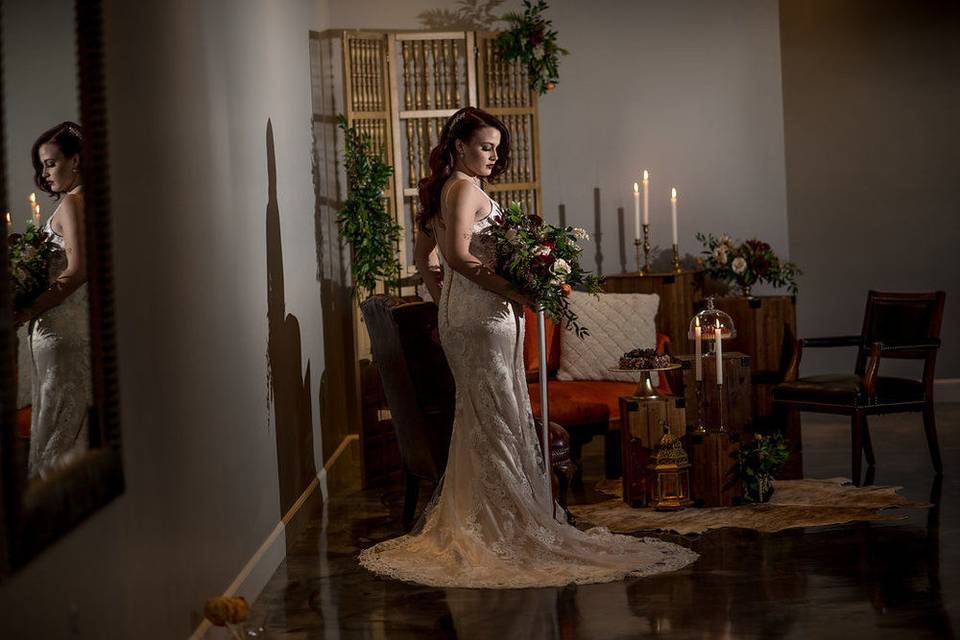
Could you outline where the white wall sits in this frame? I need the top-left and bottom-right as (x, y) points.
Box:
(0, 1), (333, 638)
(1, 0), (78, 231)
(328, 0), (790, 276)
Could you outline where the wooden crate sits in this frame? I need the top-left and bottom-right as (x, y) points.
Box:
(707, 296), (797, 425)
(669, 352), (752, 435)
(687, 431), (743, 507)
(604, 271), (702, 353)
(619, 395), (686, 506)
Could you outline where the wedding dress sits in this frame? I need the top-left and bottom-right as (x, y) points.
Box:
(27, 188), (92, 479)
(359, 182), (697, 588)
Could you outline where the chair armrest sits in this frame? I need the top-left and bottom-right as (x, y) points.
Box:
(877, 339), (941, 353)
(800, 335), (863, 348)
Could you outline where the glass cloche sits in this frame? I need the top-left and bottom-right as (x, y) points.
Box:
(688, 297), (736, 345)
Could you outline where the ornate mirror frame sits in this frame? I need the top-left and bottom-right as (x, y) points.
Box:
(0, 0), (124, 576)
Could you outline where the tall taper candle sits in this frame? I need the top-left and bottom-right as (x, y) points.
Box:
(642, 170), (649, 226)
(633, 182), (640, 240)
(694, 317), (702, 381)
(670, 187), (678, 247)
(715, 318), (723, 385)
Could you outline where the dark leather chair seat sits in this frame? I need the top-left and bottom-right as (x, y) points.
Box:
(774, 375), (925, 405)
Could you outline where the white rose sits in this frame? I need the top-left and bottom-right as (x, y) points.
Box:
(572, 227), (590, 241)
(505, 228), (518, 241)
(532, 245), (552, 257)
(713, 246), (729, 264)
(732, 256), (747, 274)
(550, 258), (571, 282)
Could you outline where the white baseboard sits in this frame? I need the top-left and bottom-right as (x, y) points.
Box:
(191, 433), (359, 639)
(935, 378), (960, 403)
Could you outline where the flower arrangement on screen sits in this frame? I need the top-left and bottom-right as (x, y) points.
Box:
(497, 0), (568, 94)
(696, 233), (801, 296)
(7, 222), (59, 313)
(490, 201), (602, 337)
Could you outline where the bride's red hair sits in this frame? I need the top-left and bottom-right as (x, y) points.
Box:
(416, 107), (510, 233)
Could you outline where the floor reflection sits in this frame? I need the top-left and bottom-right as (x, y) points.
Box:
(251, 406), (959, 639)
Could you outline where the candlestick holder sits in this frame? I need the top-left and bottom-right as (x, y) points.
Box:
(641, 224), (651, 274)
(715, 383), (726, 432)
(694, 377), (706, 433)
(671, 243), (682, 273)
(634, 238), (643, 274)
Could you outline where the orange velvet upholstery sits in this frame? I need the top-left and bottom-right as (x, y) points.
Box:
(522, 308), (561, 378)
(528, 380), (637, 425)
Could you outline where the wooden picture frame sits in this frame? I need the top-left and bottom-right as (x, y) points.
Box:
(0, 0), (124, 576)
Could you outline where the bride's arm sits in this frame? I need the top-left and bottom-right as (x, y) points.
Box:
(440, 181), (530, 306)
(17, 194), (87, 323)
(413, 229), (443, 303)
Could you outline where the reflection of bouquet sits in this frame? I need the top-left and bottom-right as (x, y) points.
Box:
(490, 201), (602, 337)
(696, 232), (801, 295)
(8, 222), (59, 313)
(736, 432), (790, 503)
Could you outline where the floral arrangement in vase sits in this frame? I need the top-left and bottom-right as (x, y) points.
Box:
(8, 221), (60, 314)
(490, 201), (602, 337)
(736, 432), (790, 503)
(696, 233), (801, 297)
(496, 0), (568, 94)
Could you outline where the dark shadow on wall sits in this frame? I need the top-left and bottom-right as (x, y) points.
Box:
(265, 119), (317, 516)
(310, 32), (361, 491)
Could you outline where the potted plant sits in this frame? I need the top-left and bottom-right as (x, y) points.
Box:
(696, 233), (801, 297)
(736, 432), (790, 503)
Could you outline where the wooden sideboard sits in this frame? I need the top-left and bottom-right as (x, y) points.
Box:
(603, 271), (703, 353)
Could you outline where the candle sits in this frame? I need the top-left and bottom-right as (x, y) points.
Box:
(29, 192), (40, 225)
(633, 182), (640, 240)
(715, 318), (723, 386)
(694, 317), (702, 381)
(642, 170), (649, 226)
(5, 211), (11, 232)
(670, 187), (678, 247)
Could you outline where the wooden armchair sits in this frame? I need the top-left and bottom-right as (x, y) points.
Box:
(772, 291), (946, 485)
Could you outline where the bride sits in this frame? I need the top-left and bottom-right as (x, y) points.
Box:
(358, 107), (697, 588)
(15, 122), (92, 479)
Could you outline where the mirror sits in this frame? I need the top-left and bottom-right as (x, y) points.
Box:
(0, 0), (123, 575)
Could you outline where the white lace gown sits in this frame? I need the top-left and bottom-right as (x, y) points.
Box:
(27, 203), (92, 479)
(359, 188), (697, 588)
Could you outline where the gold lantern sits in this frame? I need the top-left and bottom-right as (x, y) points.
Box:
(647, 426), (693, 510)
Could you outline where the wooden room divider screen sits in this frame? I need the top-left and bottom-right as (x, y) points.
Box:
(337, 29), (542, 285)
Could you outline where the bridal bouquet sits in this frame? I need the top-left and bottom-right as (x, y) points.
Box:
(490, 201), (602, 337)
(696, 232), (801, 297)
(8, 222), (59, 313)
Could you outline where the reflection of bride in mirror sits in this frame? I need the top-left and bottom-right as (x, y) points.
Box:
(14, 122), (92, 479)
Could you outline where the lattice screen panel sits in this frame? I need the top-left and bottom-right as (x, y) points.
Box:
(337, 30), (542, 285)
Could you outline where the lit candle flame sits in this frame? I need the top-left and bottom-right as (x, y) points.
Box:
(29, 192), (37, 204)
(643, 170), (648, 181)
(633, 182), (639, 193)
(671, 187), (678, 200)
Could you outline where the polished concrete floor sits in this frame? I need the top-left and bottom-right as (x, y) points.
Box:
(251, 405), (958, 639)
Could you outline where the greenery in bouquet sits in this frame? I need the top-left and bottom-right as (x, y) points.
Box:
(696, 232), (802, 295)
(336, 115), (403, 299)
(497, 0), (568, 95)
(736, 432), (790, 503)
(490, 201), (602, 338)
(8, 222), (60, 314)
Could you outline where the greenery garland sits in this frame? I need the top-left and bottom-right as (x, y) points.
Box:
(336, 115), (402, 299)
(497, 0), (568, 95)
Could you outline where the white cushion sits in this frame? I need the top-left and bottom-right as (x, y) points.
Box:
(556, 291), (659, 382)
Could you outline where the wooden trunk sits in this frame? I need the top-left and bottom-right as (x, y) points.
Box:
(707, 296), (797, 426)
(619, 395), (686, 506)
(604, 271), (702, 354)
(669, 352), (752, 435)
(687, 431), (743, 507)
